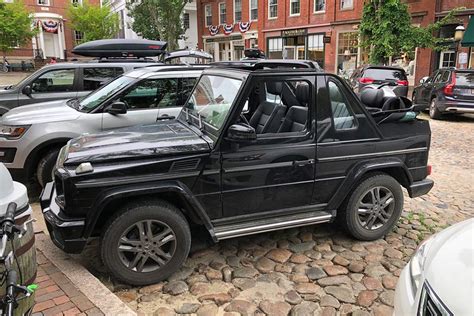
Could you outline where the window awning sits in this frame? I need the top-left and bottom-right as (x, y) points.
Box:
(461, 17), (474, 47)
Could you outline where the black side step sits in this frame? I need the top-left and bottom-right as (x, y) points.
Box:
(213, 211), (333, 240)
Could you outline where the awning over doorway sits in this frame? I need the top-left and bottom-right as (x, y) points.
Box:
(461, 17), (474, 47)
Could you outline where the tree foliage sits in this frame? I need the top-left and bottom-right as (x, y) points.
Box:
(359, 0), (462, 64)
(67, 0), (119, 44)
(0, 1), (37, 56)
(127, 0), (188, 51)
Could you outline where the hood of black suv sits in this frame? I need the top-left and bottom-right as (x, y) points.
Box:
(64, 121), (211, 165)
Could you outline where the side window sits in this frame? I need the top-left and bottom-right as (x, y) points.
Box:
(433, 72), (443, 83)
(31, 69), (75, 93)
(120, 79), (160, 110)
(155, 78), (179, 108)
(327, 80), (356, 130)
(440, 71), (450, 82)
(83, 67), (123, 91)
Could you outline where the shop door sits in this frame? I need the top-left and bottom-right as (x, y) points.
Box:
(297, 46), (305, 60)
(43, 33), (57, 58)
(283, 47), (296, 60)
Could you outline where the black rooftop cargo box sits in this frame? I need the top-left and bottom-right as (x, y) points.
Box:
(72, 39), (167, 58)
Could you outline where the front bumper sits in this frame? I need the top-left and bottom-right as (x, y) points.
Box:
(40, 181), (87, 254)
(394, 264), (418, 315)
(407, 179), (434, 198)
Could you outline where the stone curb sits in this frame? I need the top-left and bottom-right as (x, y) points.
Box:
(35, 233), (136, 316)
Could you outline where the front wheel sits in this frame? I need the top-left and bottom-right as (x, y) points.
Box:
(101, 200), (191, 285)
(339, 174), (403, 241)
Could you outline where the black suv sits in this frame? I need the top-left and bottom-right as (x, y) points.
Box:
(350, 65), (409, 97)
(412, 68), (474, 119)
(41, 61), (433, 285)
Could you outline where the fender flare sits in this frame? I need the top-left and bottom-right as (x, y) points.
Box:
(326, 157), (413, 211)
(85, 180), (217, 242)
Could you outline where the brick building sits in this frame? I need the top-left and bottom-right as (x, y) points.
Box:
(197, 0), (473, 83)
(4, 0), (100, 61)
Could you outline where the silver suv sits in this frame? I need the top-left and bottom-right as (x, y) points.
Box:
(0, 65), (204, 186)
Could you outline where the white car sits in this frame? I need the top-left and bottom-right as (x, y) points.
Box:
(394, 218), (474, 315)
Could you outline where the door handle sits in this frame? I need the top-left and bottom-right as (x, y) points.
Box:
(292, 159), (315, 167)
(157, 115), (175, 121)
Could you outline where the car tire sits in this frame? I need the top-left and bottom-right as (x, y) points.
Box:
(37, 149), (60, 187)
(101, 199), (191, 286)
(339, 174), (403, 241)
(429, 98), (442, 119)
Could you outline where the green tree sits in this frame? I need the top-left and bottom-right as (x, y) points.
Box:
(67, 0), (119, 44)
(0, 1), (37, 57)
(127, 0), (187, 51)
(359, 0), (462, 64)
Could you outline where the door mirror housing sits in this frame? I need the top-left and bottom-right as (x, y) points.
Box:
(226, 123), (256, 142)
(419, 76), (429, 84)
(22, 85), (32, 96)
(106, 101), (127, 115)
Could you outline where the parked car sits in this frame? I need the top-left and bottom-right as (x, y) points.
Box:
(0, 65), (205, 187)
(412, 68), (474, 119)
(41, 60), (433, 285)
(0, 163), (36, 315)
(350, 65), (409, 97)
(394, 218), (474, 316)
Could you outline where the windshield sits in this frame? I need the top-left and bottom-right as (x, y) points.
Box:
(182, 75), (242, 132)
(78, 75), (135, 112)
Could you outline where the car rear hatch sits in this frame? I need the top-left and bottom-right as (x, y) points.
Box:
(360, 67), (408, 86)
(452, 71), (474, 101)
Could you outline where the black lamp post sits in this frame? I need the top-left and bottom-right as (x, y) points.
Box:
(454, 25), (465, 69)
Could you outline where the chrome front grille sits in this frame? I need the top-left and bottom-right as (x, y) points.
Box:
(418, 282), (452, 316)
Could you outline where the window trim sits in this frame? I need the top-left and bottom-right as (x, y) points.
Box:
(268, 0), (278, 19)
(249, 0), (258, 21)
(314, 0), (325, 13)
(289, 0), (301, 16)
(340, 0), (354, 11)
(234, 0), (242, 23)
(205, 4), (212, 27)
(219, 2), (226, 25)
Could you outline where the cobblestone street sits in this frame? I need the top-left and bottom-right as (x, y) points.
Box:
(75, 113), (473, 316)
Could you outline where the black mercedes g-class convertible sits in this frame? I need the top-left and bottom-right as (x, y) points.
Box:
(41, 60), (433, 285)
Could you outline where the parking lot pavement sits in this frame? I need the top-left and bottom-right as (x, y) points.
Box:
(64, 113), (471, 316)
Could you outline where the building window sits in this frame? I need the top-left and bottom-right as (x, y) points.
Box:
(337, 32), (358, 77)
(308, 34), (324, 66)
(268, 37), (283, 59)
(71, 0), (82, 6)
(205, 4), (212, 26)
(340, 0), (353, 10)
(269, 0), (278, 19)
(3, 0), (14, 3)
(219, 2), (226, 24)
(290, 0), (300, 15)
(250, 0), (258, 21)
(314, 0), (325, 12)
(234, 0), (242, 22)
(183, 13), (190, 29)
(74, 30), (84, 45)
(37, 0), (49, 6)
(439, 51), (456, 68)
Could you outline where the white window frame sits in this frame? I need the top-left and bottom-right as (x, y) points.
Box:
(314, 0), (325, 13)
(37, 0), (50, 6)
(249, 0), (258, 21)
(71, 0), (82, 6)
(290, 0), (300, 16)
(234, 0), (242, 23)
(205, 4), (212, 27)
(340, 0), (353, 10)
(219, 2), (226, 25)
(268, 0), (278, 19)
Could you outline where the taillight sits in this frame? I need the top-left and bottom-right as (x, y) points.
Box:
(359, 77), (374, 84)
(427, 165), (432, 176)
(443, 74), (456, 96)
(396, 80), (409, 86)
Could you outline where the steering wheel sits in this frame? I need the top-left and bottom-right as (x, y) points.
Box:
(240, 113), (250, 126)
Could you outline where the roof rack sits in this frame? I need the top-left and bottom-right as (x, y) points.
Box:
(72, 39), (167, 58)
(210, 60), (322, 71)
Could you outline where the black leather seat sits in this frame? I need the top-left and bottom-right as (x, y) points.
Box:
(360, 88), (384, 109)
(278, 84), (309, 133)
(249, 82), (286, 134)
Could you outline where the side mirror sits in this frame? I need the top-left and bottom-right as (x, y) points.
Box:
(22, 85), (32, 96)
(419, 76), (429, 84)
(226, 123), (256, 142)
(106, 101), (127, 115)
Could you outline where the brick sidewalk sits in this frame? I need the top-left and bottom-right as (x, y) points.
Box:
(32, 249), (104, 316)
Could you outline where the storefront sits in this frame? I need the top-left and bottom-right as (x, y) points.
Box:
(266, 28), (325, 67)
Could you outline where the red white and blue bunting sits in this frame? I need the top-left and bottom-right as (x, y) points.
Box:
(223, 24), (234, 35)
(238, 21), (251, 33)
(41, 20), (59, 33)
(208, 25), (220, 36)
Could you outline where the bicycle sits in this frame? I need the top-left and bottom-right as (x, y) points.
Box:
(1, 58), (9, 73)
(0, 203), (37, 316)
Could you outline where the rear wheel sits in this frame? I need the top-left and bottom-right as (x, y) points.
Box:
(37, 149), (60, 187)
(429, 98), (442, 119)
(101, 200), (191, 285)
(339, 174), (403, 241)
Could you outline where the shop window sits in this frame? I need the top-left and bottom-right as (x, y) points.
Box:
(290, 0), (300, 16)
(269, 0), (278, 19)
(340, 0), (353, 10)
(337, 32), (358, 78)
(219, 3), (226, 24)
(205, 4), (212, 27)
(250, 0), (258, 21)
(268, 38), (283, 59)
(314, 0), (325, 12)
(234, 0), (242, 22)
(308, 34), (324, 67)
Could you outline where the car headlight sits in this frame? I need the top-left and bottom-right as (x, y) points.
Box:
(409, 237), (433, 293)
(0, 125), (30, 139)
